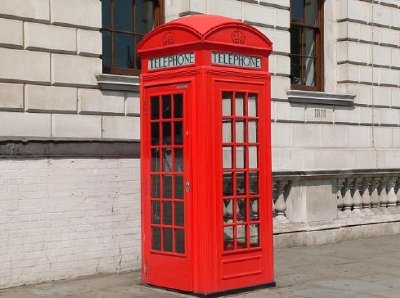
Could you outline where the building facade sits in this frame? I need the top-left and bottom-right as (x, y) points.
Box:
(1, 0), (400, 289)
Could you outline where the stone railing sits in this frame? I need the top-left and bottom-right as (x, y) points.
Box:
(272, 170), (400, 223)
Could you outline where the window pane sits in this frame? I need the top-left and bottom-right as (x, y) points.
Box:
(151, 123), (159, 145)
(174, 149), (184, 172)
(151, 149), (160, 172)
(163, 201), (172, 225)
(152, 227), (161, 250)
(163, 228), (173, 252)
(236, 172), (245, 195)
(236, 121), (245, 143)
(102, 0), (111, 29)
(237, 199), (246, 222)
(304, 28), (316, 57)
(305, 0), (318, 25)
(135, 35), (143, 69)
(290, 26), (301, 55)
(249, 146), (258, 169)
(222, 120), (232, 143)
(136, 0), (156, 34)
(175, 175), (184, 199)
(151, 175), (160, 198)
(237, 225), (247, 248)
(235, 93), (244, 116)
(175, 229), (185, 254)
(222, 92), (233, 116)
(305, 57), (316, 86)
(291, 0), (304, 23)
(174, 202), (184, 226)
(250, 224), (260, 247)
(114, 0), (133, 31)
(223, 172), (233, 196)
(248, 121), (258, 143)
(223, 226), (234, 251)
(102, 31), (111, 69)
(162, 122), (171, 145)
(250, 199), (259, 221)
(163, 175), (172, 199)
(151, 201), (160, 224)
(248, 93), (258, 117)
(223, 199), (233, 223)
(162, 148), (172, 172)
(249, 172), (259, 194)
(223, 147), (232, 169)
(151, 96), (159, 119)
(290, 56), (301, 85)
(162, 95), (171, 119)
(236, 146), (245, 169)
(174, 122), (183, 145)
(174, 94), (183, 118)
(114, 33), (134, 68)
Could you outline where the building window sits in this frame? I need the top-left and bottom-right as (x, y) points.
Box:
(102, 0), (163, 76)
(290, 0), (323, 91)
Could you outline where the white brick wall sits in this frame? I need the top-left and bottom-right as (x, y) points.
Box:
(0, 158), (141, 289)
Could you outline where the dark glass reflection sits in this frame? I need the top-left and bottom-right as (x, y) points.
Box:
(102, 0), (111, 29)
(151, 201), (160, 224)
(175, 229), (185, 253)
(151, 96), (159, 120)
(174, 94), (183, 118)
(163, 228), (173, 252)
(151, 149), (159, 172)
(114, 33), (133, 68)
(249, 172), (259, 194)
(151, 175), (160, 198)
(236, 172), (245, 195)
(163, 201), (172, 225)
(102, 31), (111, 69)
(291, 0), (304, 22)
(114, 0), (133, 31)
(175, 175), (184, 199)
(135, 0), (155, 34)
(162, 95), (171, 119)
(290, 56), (301, 85)
(152, 227), (161, 250)
(174, 202), (184, 226)
(174, 149), (183, 172)
(151, 123), (159, 145)
(237, 199), (246, 222)
(223, 199), (233, 222)
(163, 175), (172, 198)
(162, 122), (171, 145)
(223, 172), (233, 196)
(174, 122), (183, 145)
(223, 226), (234, 251)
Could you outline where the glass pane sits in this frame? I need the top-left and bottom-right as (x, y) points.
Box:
(290, 26), (301, 55)
(305, 57), (316, 86)
(223, 172), (233, 196)
(237, 199), (246, 222)
(249, 172), (259, 194)
(290, 56), (301, 85)
(135, 0), (155, 34)
(248, 94), (258, 117)
(223, 226), (234, 251)
(236, 146), (245, 169)
(250, 199), (259, 221)
(114, 0), (133, 31)
(152, 227), (161, 250)
(174, 122), (183, 145)
(102, 0), (111, 28)
(162, 95), (171, 119)
(151, 201), (160, 224)
(237, 225), (247, 248)
(223, 199), (233, 223)
(174, 149), (183, 172)
(249, 146), (258, 169)
(250, 224), (260, 247)
(235, 93), (244, 116)
(151, 149), (160, 172)
(114, 33), (134, 68)
(236, 172), (245, 195)
(151, 123), (159, 145)
(236, 121), (245, 143)
(151, 175), (160, 198)
(162, 122), (171, 145)
(174, 202), (184, 226)
(163, 201), (172, 225)
(162, 148), (172, 171)
(305, 0), (318, 25)
(102, 31), (111, 69)
(291, 0), (304, 23)
(174, 94), (183, 118)
(248, 121), (258, 143)
(175, 229), (185, 254)
(151, 96), (159, 120)
(304, 28), (316, 57)
(223, 147), (232, 169)
(222, 92), (233, 116)
(222, 120), (232, 143)
(163, 175), (172, 199)
(135, 35), (143, 69)
(163, 228), (173, 252)
(175, 175), (184, 199)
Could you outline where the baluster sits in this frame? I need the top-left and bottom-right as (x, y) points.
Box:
(274, 180), (288, 222)
(396, 177), (400, 207)
(361, 177), (372, 215)
(343, 178), (353, 217)
(272, 181), (277, 217)
(387, 176), (397, 209)
(370, 177), (380, 212)
(352, 178), (362, 216)
(337, 179), (345, 218)
(379, 177), (389, 213)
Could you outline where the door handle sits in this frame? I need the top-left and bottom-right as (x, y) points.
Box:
(185, 181), (190, 193)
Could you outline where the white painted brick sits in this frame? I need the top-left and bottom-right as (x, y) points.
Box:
(337, 22), (360, 40)
(0, 0), (49, 22)
(125, 92), (140, 115)
(348, 0), (371, 23)
(321, 125), (347, 147)
(373, 86), (392, 107)
(190, 0), (207, 14)
(379, 68), (399, 86)
(347, 126), (371, 148)
(393, 127), (400, 147)
(0, 111), (51, 138)
(25, 85), (77, 113)
(292, 124), (320, 147)
(272, 122), (291, 147)
(334, 107), (360, 124)
(373, 5), (391, 27)
(208, 0), (242, 19)
(77, 29), (101, 57)
(291, 148), (356, 170)
(379, 28), (398, 46)
(348, 42), (370, 64)
(392, 8), (400, 29)
(337, 64), (359, 82)
(0, 83), (23, 111)
(51, 0), (101, 29)
(259, 0), (290, 7)
(273, 55), (290, 75)
(373, 45), (392, 66)
(102, 116), (139, 140)
(0, 18), (23, 48)
(52, 114), (101, 138)
(373, 127), (392, 148)
(79, 89), (125, 115)
(360, 107), (373, 124)
(0, 48), (50, 83)
(24, 22), (76, 53)
(52, 54), (101, 87)
(275, 8), (290, 28)
(380, 108), (399, 126)
(271, 76), (290, 100)
(243, 3), (274, 26)
(164, 0), (189, 21)
(392, 87), (400, 108)
(391, 48), (400, 68)
(359, 24), (372, 42)
(345, 84), (372, 106)
(257, 27), (290, 53)
(271, 148), (291, 170)
(275, 101), (304, 122)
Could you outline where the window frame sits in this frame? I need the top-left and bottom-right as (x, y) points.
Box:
(289, 0), (324, 92)
(102, 0), (164, 76)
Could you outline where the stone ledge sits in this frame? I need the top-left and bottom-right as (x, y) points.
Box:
(287, 90), (356, 106)
(97, 74), (140, 92)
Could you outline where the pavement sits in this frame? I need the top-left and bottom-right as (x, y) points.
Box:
(1, 235), (400, 298)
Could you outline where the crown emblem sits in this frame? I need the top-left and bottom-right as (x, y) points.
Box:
(231, 30), (246, 44)
(162, 32), (176, 46)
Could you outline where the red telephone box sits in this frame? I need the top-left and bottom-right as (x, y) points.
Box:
(138, 15), (273, 295)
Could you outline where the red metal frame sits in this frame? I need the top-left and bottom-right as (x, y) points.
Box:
(139, 15), (273, 295)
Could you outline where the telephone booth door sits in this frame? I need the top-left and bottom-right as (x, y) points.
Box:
(215, 79), (272, 289)
(141, 82), (193, 291)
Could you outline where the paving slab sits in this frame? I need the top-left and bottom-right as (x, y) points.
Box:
(1, 235), (400, 297)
